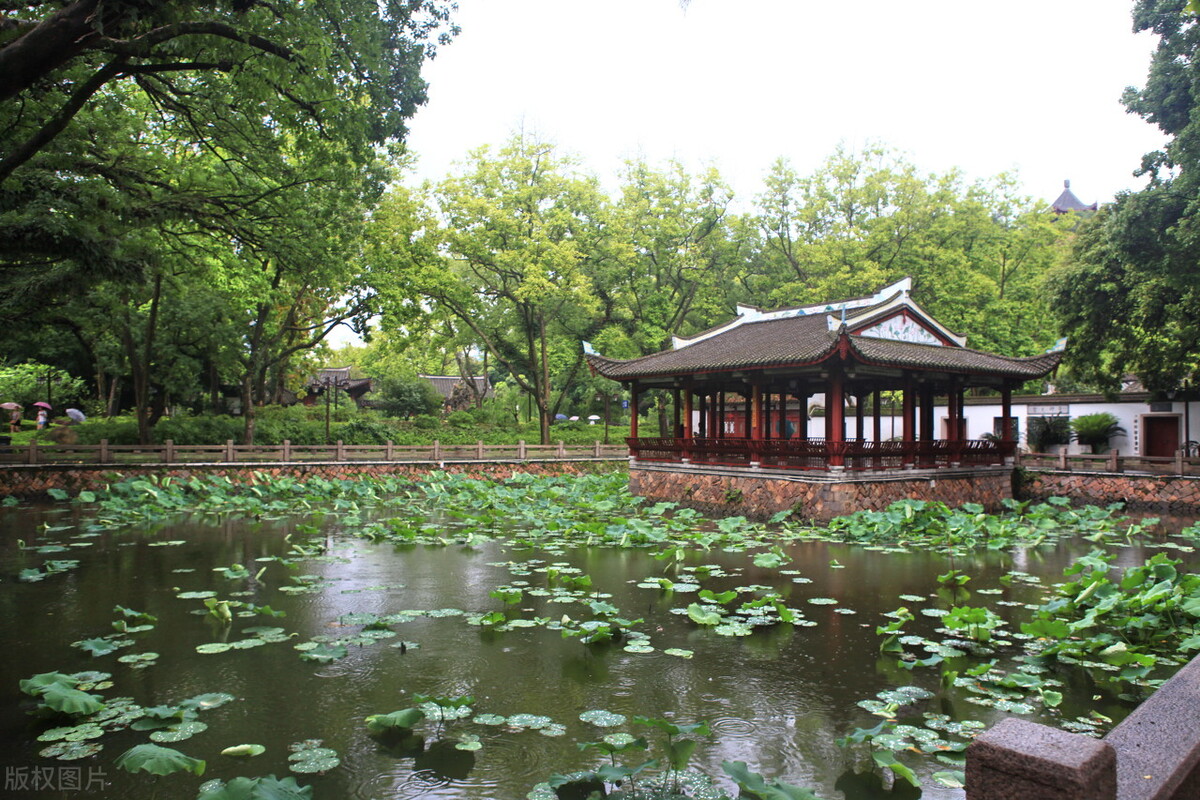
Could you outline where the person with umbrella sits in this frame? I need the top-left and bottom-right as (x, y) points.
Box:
(34, 401), (50, 430)
(3, 402), (20, 433)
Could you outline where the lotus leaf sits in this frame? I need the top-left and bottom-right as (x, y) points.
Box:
(664, 648), (694, 658)
(472, 714), (507, 726)
(455, 733), (483, 751)
(40, 683), (105, 716)
(116, 743), (206, 776)
(807, 597), (837, 605)
(221, 744), (266, 757)
(196, 643), (233, 654)
(151, 720), (208, 742)
(198, 775), (313, 800)
(539, 723), (567, 737)
(39, 741), (104, 760)
(580, 709), (626, 727)
(366, 708), (425, 735)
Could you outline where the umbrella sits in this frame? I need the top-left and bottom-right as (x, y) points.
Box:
(33, 401), (52, 410)
(554, 413), (567, 420)
(66, 408), (87, 423)
(0, 402), (19, 410)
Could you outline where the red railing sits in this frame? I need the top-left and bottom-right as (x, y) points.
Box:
(626, 437), (1010, 471)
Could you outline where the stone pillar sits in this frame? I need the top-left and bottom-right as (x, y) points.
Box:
(965, 717), (1116, 800)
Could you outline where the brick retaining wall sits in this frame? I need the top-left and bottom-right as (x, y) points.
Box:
(1021, 471), (1200, 514)
(630, 463), (1013, 521)
(0, 459), (626, 500)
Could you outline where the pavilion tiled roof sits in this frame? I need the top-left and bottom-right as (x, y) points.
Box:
(586, 289), (1063, 382)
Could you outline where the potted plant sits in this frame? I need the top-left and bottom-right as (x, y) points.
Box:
(1069, 412), (1126, 453)
(1026, 416), (1071, 453)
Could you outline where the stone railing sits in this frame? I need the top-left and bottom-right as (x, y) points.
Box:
(626, 437), (1011, 471)
(966, 653), (1200, 799)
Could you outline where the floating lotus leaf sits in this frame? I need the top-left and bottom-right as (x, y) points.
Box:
(455, 734), (483, 751)
(63, 723), (105, 741)
(196, 643), (233, 654)
(807, 597), (837, 605)
(298, 644), (347, 663)
(366, 708), (425, 735)
(220, 744), (266, 758)
(40, 683), (105, 716)
(231, 639), (266, 649)
(473, 714), (507, 726)
(151, 721), (209, 742)
(177, 591), (218, 599)
(506, 714), (552, 730)
(580, 710), (626, 727)
(117, 652), (158, 665)
(388, 640), (420, 650)
(835, 608), (857, 615)
(932, 770), (966, 788)
(69, 671), (113, 689)
(20, 671), (77, 696)
(623, 643), (654, 653)
(664, 648), (694, 658)
(116, 743), (206, 776)
(185, 693), (236, 711)
(538, 723), (567, 737)
(39, 741), (103, 760)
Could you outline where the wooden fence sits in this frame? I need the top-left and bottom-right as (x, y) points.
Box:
(1015, 449), (1200, 477)
(0, 439), (629, 467)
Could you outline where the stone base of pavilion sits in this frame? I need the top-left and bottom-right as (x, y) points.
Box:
(629, 461), (1013, 522)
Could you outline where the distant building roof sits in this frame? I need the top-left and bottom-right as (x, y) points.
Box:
(1051, 180), (1098, 214)
(419, 375), (492, 399)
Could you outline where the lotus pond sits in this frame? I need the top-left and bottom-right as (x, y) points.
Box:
(3, 472), (1200, 800)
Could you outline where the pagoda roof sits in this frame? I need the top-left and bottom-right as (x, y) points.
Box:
(1051, 180), (1097, 214)
(586, 278), (1063, 385)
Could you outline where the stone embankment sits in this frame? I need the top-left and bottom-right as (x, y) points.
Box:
(0, 459), (624, 499)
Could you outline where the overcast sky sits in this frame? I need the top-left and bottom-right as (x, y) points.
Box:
(402, 0), (1169, 208)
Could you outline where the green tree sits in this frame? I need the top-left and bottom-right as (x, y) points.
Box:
(374, 135), (608, 444)
(1052, 0), (1200, 392)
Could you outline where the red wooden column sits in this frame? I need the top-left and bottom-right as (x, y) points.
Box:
(717, 389), (726, 438)
(710, 388), (721, 439)
(872, 390), (882, 442)
(742, 386), (752, 439)
(902, 375), (916, 466)
(763, 391), (772, 440)
(682, 386), (693, 462)
(698, 393), (707, 438)
(1001, 383), (1014, 461)
(630, 382), (639, 441)
(798, 386), (809, 441)
(672, 388), (681, 438)
(919, 383), (935, 442)
(855, 391), (866, 440)
(750, 382), (763, 465)
(828, 368), (845, 467)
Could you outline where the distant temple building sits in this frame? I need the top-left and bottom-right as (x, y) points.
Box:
(587, 278), (1064, 520)
(1051, 179), (1097, 215)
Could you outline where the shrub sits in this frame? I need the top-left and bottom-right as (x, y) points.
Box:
(1026, 416), (1071, 452)
(1070, 413), (1126, 450)
(447, 410), (474, 429)
(412, 414), (440, 430)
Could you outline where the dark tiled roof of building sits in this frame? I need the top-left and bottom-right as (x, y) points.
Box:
(419, 375), (492, 399)
(588, 312), (1061, 382)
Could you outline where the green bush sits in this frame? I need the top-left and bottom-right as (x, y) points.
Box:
(447, 410), (474, 429)
(412, 414), (440, 430)
(1070, 412), (1126, 450)
(1026, 416), (1071, 452)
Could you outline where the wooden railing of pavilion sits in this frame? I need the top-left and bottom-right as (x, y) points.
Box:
(627, 437), (1017, 471)
(0, 440), (628, 466)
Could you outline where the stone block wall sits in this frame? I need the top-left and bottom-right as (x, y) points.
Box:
(1022, 471), (1200, 514)
(0, 459), (625, 500)
(630, 464), (1013, 521)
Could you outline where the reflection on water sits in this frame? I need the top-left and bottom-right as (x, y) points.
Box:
(1, 503), (1197, 800)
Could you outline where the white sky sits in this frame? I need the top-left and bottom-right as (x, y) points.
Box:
(402, 0), (1169, 207)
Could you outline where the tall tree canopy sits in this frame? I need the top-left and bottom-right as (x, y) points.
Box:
(1052, 0), (1200, 392)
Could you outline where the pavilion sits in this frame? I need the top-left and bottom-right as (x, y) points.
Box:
(586, 278), (1064, 519)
